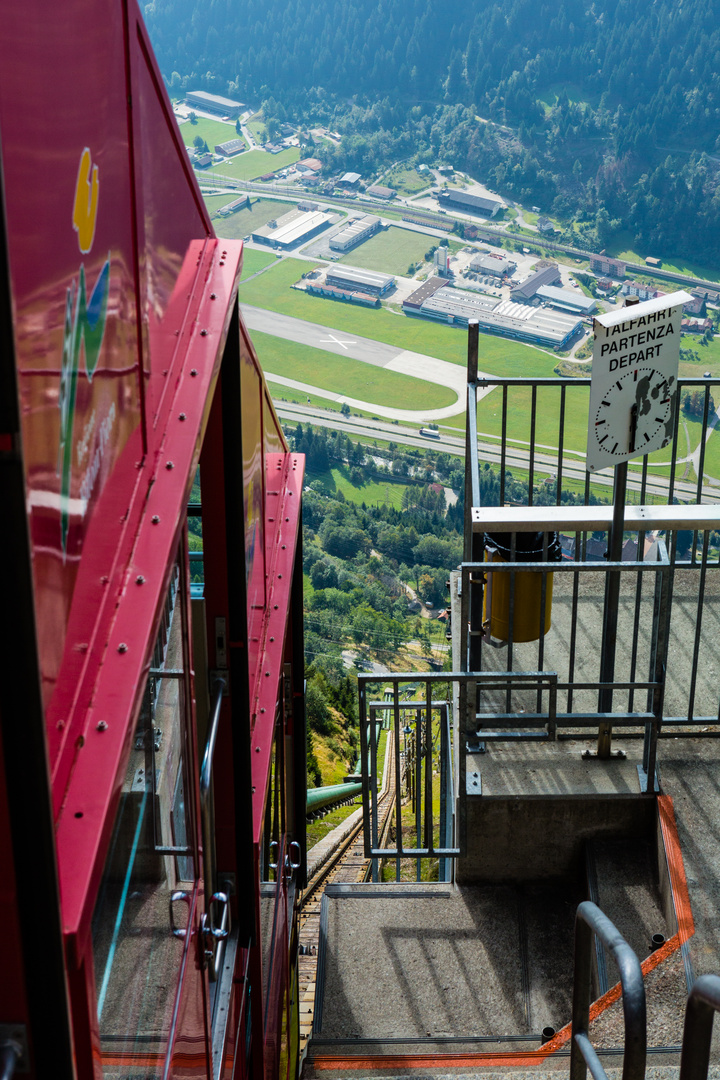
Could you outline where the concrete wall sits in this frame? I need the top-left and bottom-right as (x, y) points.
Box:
(457, 794), (656, 884)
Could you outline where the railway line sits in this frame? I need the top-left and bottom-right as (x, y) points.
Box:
(297, 733), (397, 1058)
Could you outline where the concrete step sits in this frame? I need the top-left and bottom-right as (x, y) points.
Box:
(311, 882), (583, 1046)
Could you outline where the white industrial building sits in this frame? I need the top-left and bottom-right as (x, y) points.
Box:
(329, 215), (381, 252)
(536, 285), (597, 315)
(469, 254), (516, 278)
(325, 266), (395, 296)
(411, 287), (581, 348)
(252, 208), (332, 249)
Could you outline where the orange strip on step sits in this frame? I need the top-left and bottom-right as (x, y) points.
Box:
(311, 797), (694, 1072)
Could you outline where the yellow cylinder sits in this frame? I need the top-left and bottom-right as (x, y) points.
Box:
(483, 548), (554, 643)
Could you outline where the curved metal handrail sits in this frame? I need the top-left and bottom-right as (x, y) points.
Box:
(679, 974), (720, 1080)
(570, 901), (646, 1080)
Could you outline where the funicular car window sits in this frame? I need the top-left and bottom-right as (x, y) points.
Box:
(91, 555), (197, 1075)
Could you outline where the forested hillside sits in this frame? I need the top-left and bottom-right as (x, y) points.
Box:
(146, 0), (720, 260)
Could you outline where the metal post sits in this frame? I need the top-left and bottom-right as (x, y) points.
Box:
(596, 295), (640, 761)
(596, 461), (627, 758)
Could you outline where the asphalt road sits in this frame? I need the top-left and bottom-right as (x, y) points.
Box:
(274, 400), (717, 503)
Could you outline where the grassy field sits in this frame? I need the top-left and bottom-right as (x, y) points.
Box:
(240, 249), (277, 280)
(213, 146), (300, 180)
(177, 116), (238, 151)
(305, 462), (414, 509)
(385, 166), (431, 195)
(238, 258), (560, 376)
(250, 330), (458, 411)
(339, 226), (434, 276)
(208, 197), (293, 238)
(679, 336), (720, 377)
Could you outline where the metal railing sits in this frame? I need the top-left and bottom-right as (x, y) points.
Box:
(359, 674), (459, 874)
(462, 319), (720, 769)
(570, 901), (646, 1080)
(678, 974), (720, 1080)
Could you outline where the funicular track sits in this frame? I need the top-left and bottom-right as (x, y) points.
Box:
(297, 732), (396, 1057)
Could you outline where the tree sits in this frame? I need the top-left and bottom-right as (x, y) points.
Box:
(188, 111), (197, 125)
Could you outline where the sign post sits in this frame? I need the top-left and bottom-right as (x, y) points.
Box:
(586, 290), (691, 760)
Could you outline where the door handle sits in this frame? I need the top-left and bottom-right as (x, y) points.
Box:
(268, 840), (279, 870)
(201, 891), (230, 972)
(288, 841), (301, 870)
(206, 891), (231, 941)
(169, 890), (191, 938)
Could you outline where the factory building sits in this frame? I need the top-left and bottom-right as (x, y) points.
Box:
(329, 215), (382, 253)
(407, 286), (581, 348)
(535, 285), (597, 315)
(325, 266), (395, 297)
(437, 190), (504, 217)
(470, 253), (515, 278)
(185, 90), (243, 118)
(252, 208), (332, 249)
(510, 264), (562, 301)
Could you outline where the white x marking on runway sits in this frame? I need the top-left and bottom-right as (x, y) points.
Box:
(320, 333), (356, 350)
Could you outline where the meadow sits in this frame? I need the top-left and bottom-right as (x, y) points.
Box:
(250, 330), (458, 411)
(339, 227), (433, 276)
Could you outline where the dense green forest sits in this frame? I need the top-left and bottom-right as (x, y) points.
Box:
(146, 0), (720, 261)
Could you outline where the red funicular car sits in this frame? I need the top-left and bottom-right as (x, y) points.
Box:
(0, 3), (306, 1080)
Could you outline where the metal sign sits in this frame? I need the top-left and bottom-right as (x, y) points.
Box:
(586, 290), (692, 472)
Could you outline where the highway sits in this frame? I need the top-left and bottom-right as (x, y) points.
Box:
(275, 400), (719, 504)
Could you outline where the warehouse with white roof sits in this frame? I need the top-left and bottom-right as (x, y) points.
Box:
(408, 286), (581, 348)
(252, 208), (332, 249)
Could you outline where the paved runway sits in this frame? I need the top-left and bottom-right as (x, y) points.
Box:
(239, 304), (493, 421)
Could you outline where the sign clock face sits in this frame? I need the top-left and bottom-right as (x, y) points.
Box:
(593, 366), (674, 459)
(586, 293), (689, 472)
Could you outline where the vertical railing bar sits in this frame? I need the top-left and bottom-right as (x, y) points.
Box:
(628, 529), (646, 714)
(695, 386), (711, 515)
(415, 706), (422, 879)
(557, 384), (566, 506)
(393, 684), (404, 860)
(359, 683), (371, 858)
(370, 705), (379, 881)
(500, 385), (508, 507)
(687, 530), (710, 724)
(667, 380), (682, 505)
(424, 682), (433, 859)
(640, 452), (649, 503)
(528, 384), (537, 507)
(507, 532), (517, 712)
(567, 553), (581, 714)
(537, 532), (549, 713)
